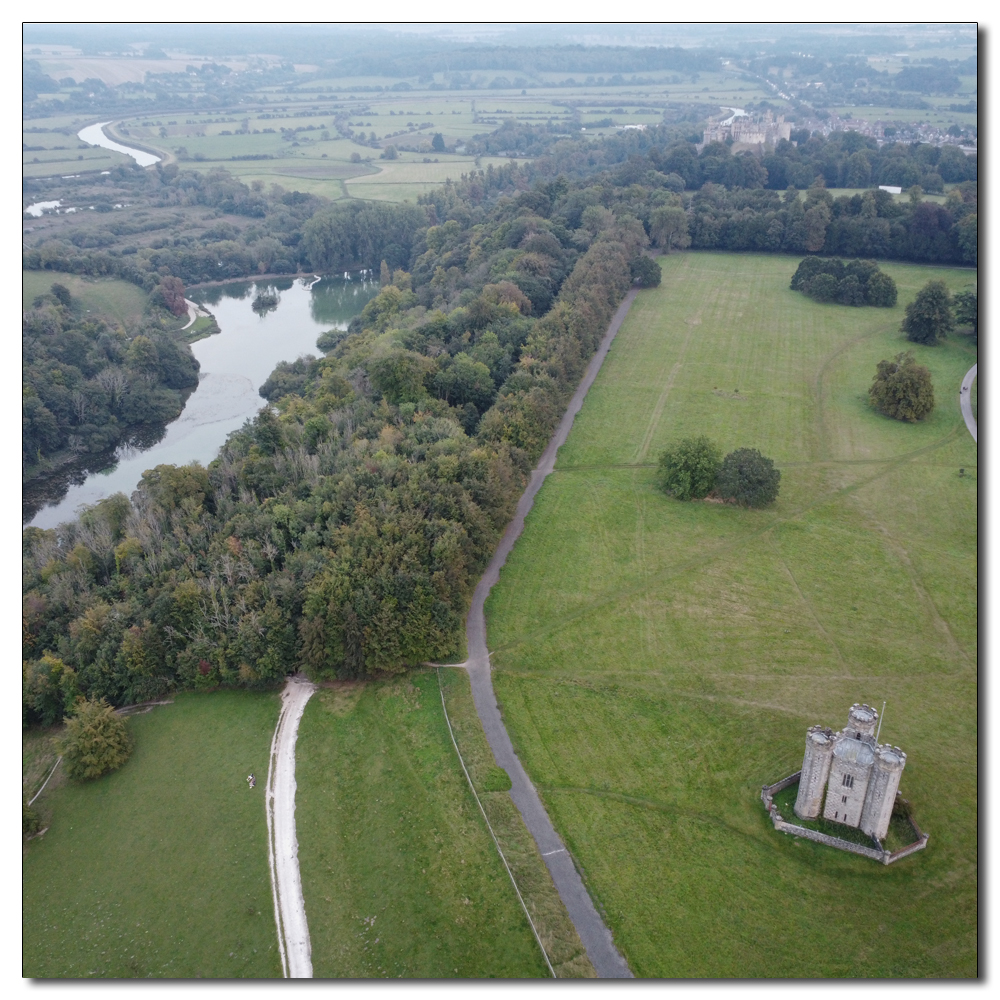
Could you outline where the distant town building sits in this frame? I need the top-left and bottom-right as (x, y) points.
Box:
(702, 109), (792, 149)
(794, 703), (906, 842)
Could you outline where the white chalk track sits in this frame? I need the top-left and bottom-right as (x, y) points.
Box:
(266, 675), (317, 978)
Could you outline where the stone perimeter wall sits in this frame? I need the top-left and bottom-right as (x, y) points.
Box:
(761, 773), (929, 866)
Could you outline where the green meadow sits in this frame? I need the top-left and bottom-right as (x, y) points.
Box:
(22, 693), (281, 978)
(22, 270), (149, 327)
(485, 252), (977, 977)
(293, 671), (582, 977)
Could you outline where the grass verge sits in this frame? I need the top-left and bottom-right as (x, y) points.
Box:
(293, 671), (550, 978)
(22, 692), (281, 978)
(438, 667), (595, 976)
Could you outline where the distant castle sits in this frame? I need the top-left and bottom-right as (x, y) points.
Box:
(794, 703), (907, 843)
(702, 110), (792, 149)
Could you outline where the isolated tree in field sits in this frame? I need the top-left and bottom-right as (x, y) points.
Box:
(649, 205), (690, 252)
(902, 280), (953, 345)
(630, 255), (662, 287)
(657, 436), (722, 500)
(716, 448), (781, 507)
(59, 697), (133, 780)
(432, 133), (446, 152)
(868, 351), (935, 422)
(953, 288), (978, 344)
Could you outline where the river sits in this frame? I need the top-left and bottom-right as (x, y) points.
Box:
(77, 121), (161, 167)
(26, 274), (379, 529)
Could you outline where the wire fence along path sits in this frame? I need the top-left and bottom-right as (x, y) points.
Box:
(266, 675), (316, 979)
(462, 290), (638, 979)
(437, 669), (556, 978)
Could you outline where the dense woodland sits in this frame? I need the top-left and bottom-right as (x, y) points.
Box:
(22, 121), (977, 722)
(22, 178), (641, 720)
(23, 285), (200, 477)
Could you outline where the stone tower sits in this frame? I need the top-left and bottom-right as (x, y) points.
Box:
(846, 703), (878, 741)
(794, 726), (836, 820)
(823, 735), (875, 827)
(793, 703), (908, 839)
(860, 745), (907, 841)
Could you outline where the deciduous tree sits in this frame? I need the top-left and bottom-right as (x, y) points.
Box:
(869, 351), (935, 421)
(649, 205), (690, 251)
(59, 698), (133, 780)
(630, 255), (662, 287)
(716, 448), (781, 507)
(953, 288), (978, 344)
(657, 436), (721, 500)
(902, 280), (953, 345)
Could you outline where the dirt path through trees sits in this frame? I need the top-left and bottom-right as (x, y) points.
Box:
(266, 675), (316, 979)
(463, 290), (638, 979)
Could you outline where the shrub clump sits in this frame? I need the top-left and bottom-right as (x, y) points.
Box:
(790, 257), (897, 307)
(657, 436), (722, 500)
(869, 351), (935, 421)
(716, 448), (781, 507)
(58, 698), (134, 780)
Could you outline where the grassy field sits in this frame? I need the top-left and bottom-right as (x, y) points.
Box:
(293, 671), (562, 978)
(22, 692), (282, 978)
(23, 270), (149, 327)
(484, 252), (977, 977)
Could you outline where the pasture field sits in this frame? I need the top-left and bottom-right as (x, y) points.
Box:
(22, 270), (149, 327)
(293, 671), (559, 978)
(485, 252), (977, 977)
(22, 692), (282, 978)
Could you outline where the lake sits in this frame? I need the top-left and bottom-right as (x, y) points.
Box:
(25, 274), (379, 529)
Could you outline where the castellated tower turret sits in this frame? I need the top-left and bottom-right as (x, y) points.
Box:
(794, 726), (835, 820)
(846, 703), (878, 741)
(860, 746), (907, 841)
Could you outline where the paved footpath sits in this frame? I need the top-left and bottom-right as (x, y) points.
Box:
(266, 675), (317, 978)
(960, 363), (977, 443)
(464, 290), (638, 979)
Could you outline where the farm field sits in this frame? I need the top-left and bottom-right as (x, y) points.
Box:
(293, 670), (587, 978)
(485, 252), (977, 977)
(22, 269), (149, 327)
(22, 70), (778, 198)
(22, 692), (282, 978)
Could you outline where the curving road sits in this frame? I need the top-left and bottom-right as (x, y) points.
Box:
(960, 363), (977, 443)
(464, 290), (638, 979)
(266, 675), (316, 979)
